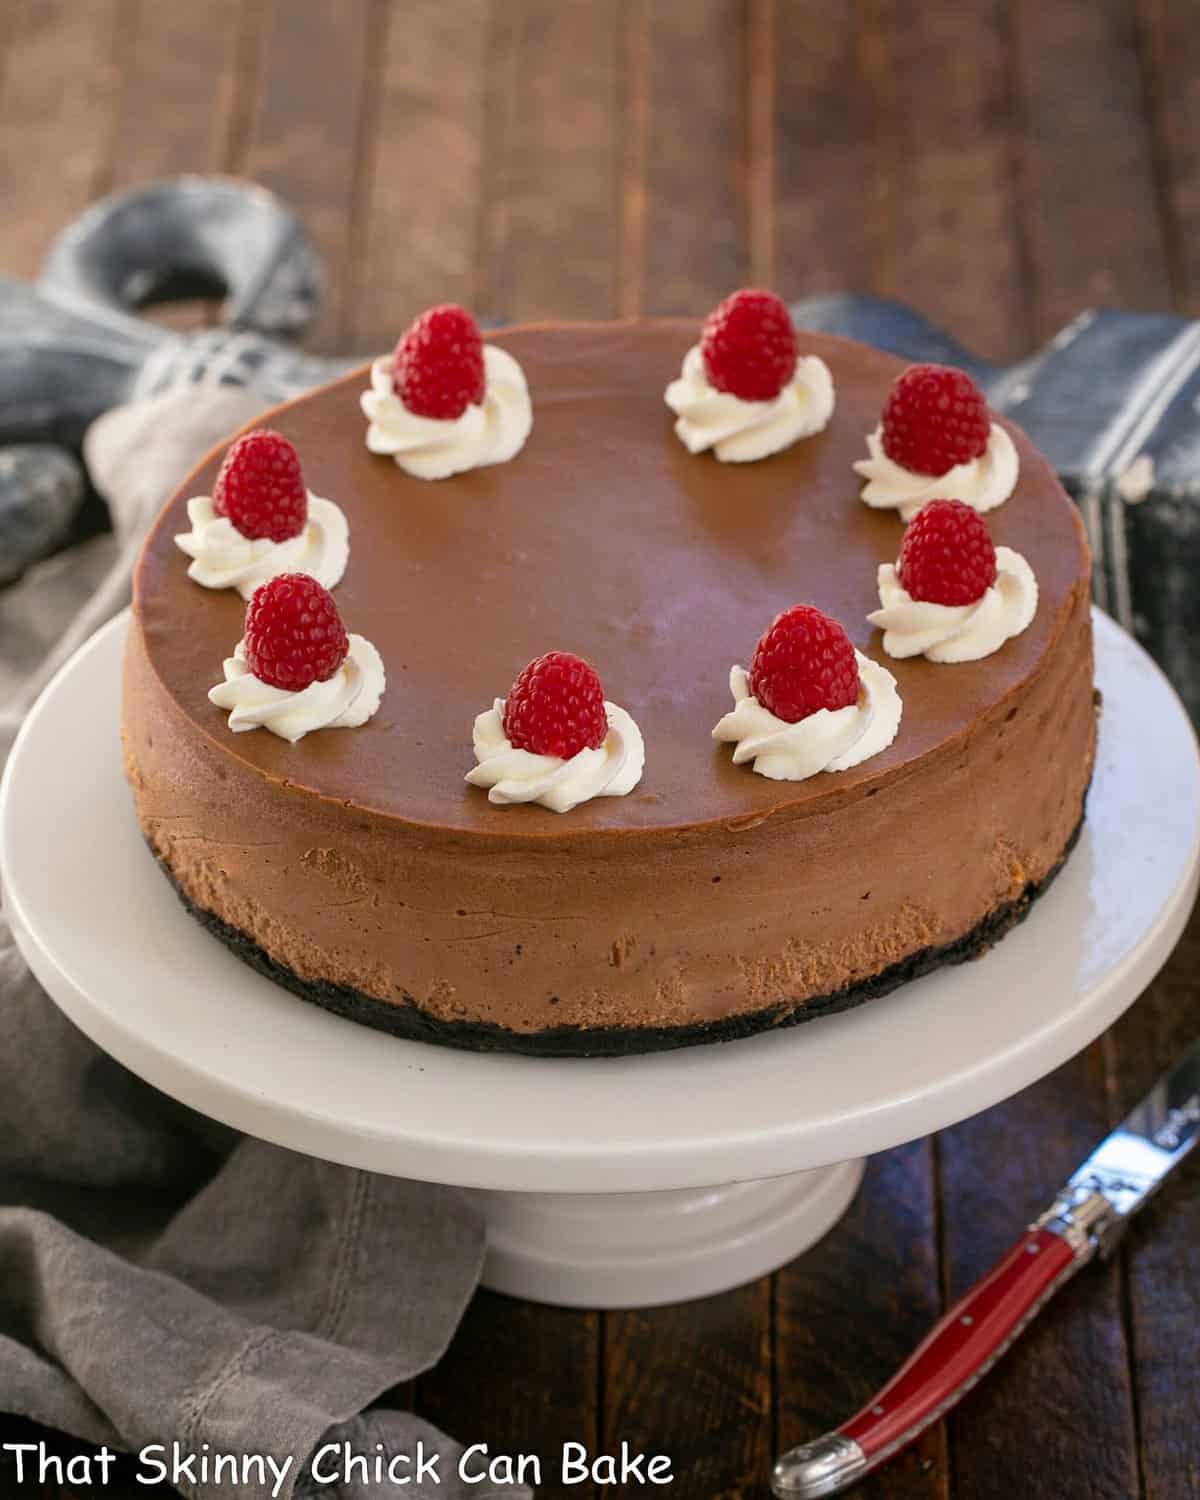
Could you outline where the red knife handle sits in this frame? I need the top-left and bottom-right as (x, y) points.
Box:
(840, 1226), (1079, 1460)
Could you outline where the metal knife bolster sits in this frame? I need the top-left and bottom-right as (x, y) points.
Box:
(1032, 1182), (1126, 1261)
(1038, 1036), (1200, 1260)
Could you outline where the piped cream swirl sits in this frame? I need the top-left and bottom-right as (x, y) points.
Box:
(208, 635), (385, 743)
(854, 423), (1018, 521)
(360, 344), (533, 480)
(712, 653), (901, 781)
(868, 547), (1038, 662)
(664, 345), (835, 462)
(174, 494), (349, 598)
(466, 700), (645, 813)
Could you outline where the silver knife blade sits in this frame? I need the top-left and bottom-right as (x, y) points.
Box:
(1065, 1035), (1200, 1221)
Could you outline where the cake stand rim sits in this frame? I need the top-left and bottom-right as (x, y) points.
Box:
(2, 608), (1196, 1194)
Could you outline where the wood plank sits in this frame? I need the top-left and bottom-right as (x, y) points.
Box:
(775, 1143), (947, 1500)
(772, 1), (870, 304)
(1013, 0), (1171, 340)
(0, 5), (13, 88)
(234, 0), (375, 352)
(938, 1051), (1140, 1500)
(604, 1284), (771, 1499)
(0, 0), (127, 278)
(866, 0), (1029, 363)
(779, 0), (1027, 364)
(1126, 1151), (1200, 1500)
(745, 0), (775, 288)
(627, 0), (746, 316)
(476, 1), (623, 323)
(1109, 917), (1200, 1122)
(416, 1290), (600, 1500)
(1135, 0), (1200, 314)
(107, 0), (245, 186)
(1109, 917), (1200, 1500)
(345, 0), (492, 354)
(617, 0), (647, 318)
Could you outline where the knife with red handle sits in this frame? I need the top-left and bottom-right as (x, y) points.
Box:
(772, 1036), (1200, 1499)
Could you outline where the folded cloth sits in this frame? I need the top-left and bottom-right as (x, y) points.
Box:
(0, 392), (530, 1500)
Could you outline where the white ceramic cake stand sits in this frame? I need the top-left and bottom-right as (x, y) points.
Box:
(2, 611), (1197, 1309)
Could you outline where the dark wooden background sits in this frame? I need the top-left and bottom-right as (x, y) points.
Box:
(2, 2), (1199, 1497)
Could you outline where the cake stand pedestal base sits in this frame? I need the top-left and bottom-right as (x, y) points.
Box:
(468, 1159), (865, 1308)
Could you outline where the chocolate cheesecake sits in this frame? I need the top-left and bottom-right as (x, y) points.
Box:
(122, 320), (1096, 1055)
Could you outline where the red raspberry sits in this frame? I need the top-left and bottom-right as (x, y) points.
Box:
(212, 430), (308, 542)
(749, 605), (860, 724)
(880, 364), (991, 477)
(392, 304), (486, 420)
(700, 289), (798, 402)
(243, 573), (349, 692)
(503, 651), (608, 759)
(898, 498), (998, 606)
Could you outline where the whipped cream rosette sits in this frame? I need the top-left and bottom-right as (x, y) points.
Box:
(666, 347), (835, 462)
(713, 605), (901, 782)
(176, 494), (348, 598)
(361, 303), (532, 480)
(466, 650), (644, 813)
(175, 429), (349, 598)
(868, 498), (1038, 663)
(855, 363), (1017, 520)
(665, 288), (835, 462)
(856, 424), (1018, 521)
(208, 574), (384, 744)
(714, 659), (901, 781)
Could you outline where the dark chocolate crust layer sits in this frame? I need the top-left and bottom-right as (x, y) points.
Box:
(154, 810), (1084, 1058)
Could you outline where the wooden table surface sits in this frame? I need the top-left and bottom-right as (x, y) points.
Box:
(3, 3), (1199, 1498)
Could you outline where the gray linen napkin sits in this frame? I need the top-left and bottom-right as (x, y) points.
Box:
(0, 393), (530, 1500)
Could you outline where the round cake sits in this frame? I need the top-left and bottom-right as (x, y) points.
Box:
(122, 319), (1096, 1056)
